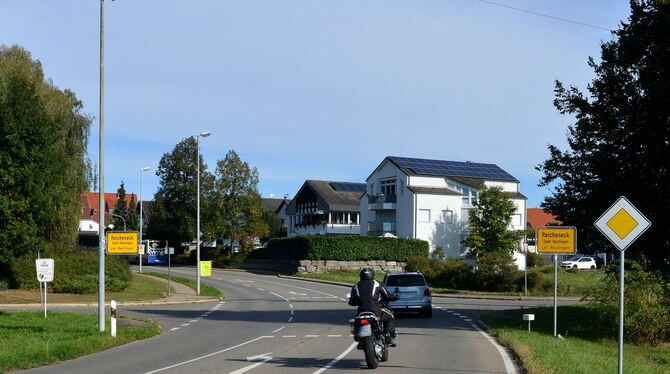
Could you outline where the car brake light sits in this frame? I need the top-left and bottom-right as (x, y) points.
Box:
(359, 319), (369, 325)
(424, 288), (431, 297)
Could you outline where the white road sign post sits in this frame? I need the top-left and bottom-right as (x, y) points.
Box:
(594, 196), (651, 374)
(35, 258), (54, 318)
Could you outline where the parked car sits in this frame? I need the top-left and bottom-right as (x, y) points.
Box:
(560, 256), (597, 270)
(382, 272), (432, 318)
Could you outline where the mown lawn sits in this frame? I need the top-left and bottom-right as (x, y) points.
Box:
(144, 272), (223, 297)
(0, 311), (160, 372)
(0, 273), (171, 304)
(483, 304), (670, 374)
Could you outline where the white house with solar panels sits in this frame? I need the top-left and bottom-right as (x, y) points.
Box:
(286, 180), (366, 236)
(360, 156), (527, 265)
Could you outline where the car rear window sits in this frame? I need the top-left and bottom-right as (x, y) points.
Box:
(385, 275), (426, 287)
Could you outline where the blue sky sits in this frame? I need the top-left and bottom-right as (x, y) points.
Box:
(1, 0), (630, 207)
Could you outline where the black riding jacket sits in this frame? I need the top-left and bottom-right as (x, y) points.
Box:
(348, 279), (397, 316)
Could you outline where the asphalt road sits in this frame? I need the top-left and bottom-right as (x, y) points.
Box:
(9, 266), (560, 374)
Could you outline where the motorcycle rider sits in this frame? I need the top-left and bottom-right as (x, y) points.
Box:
(348, 267), (399, 347)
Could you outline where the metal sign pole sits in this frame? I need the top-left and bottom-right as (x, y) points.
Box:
(43, 282), (47, 318)
(619, 251), (624, 374)
(553, 254), (557, 337)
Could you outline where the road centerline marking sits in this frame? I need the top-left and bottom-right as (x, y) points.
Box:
(312, 342), (358, 374)
(144, 336), (267, 374)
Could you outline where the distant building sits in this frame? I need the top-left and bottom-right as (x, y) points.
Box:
(360, 156), (527, 263)
(262, 197), (291, 226)
(79, 192), (138, 242)
(526, 208), (561, 229)
(285, 180), (365, 236)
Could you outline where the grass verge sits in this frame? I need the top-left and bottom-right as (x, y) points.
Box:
(483, 304), (670, 374)
(294, 268), (603, 297)
(0, 311), (160, 372)
(0, 273), (171, 304)
(144, 272), (222, 297)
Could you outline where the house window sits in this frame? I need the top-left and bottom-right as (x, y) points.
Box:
(418, 209), (431, 223)
(350, 212), (359, 225)
(380, 179), (396, 196)
(441, 210), (454, 224)
(460, 208), (472, 223)
(512, 214), (522, 227)
(460, 233), (469, 255)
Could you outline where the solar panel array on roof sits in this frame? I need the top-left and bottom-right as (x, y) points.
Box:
(329, 182), (366, 192)
(388, 156), (516, 180)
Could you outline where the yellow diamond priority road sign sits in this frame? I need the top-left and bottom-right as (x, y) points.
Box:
(594, 196), (650, 251)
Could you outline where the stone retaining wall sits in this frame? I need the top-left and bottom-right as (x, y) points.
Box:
(231, 259), (406, 274)
(296, 260), (406, 274)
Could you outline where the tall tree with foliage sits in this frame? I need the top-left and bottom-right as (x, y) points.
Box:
(127, 196), (139, 231)
(260, 208), (287, 243)
(0, 45), (91, 265)
(147, 137), (214, 246)
(112, 182), (131, 231)
(537, 1), (670, 270)
(461, 186), (523, 258)
(211, 150), (268, 251)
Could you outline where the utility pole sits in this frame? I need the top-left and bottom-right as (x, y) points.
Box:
(97, 0), (106, 333)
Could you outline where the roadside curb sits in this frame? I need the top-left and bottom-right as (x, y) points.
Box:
(275, 274), (586, 302)
(473, 318), (521, 374)
(0, 273), (223, 309)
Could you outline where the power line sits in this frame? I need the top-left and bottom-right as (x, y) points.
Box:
(477, 0), (614, 32)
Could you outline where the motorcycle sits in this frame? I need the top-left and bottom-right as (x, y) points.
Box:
(346, 293), (394, 369)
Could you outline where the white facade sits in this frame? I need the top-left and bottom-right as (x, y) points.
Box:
(360, 158), (527, 268)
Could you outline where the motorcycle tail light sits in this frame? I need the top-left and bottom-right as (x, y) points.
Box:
(359, 319), (370, 325)
(424, 288), (431, 297)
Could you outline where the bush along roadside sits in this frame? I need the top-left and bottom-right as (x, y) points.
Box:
(268, 235), (429, 261)
(9, 251), (131, 293)
(406, 252), (601, 296)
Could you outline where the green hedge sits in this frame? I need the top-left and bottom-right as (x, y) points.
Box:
(267, 235), (429, 261)
(9, 251), (131, 293)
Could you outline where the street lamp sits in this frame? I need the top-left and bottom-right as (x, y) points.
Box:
(139, 166), (150, 273)
(196, 130), (211, 295)
(109, 214), (126, 231)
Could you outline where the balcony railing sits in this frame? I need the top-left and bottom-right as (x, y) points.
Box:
(367, 221), (396, 236)
(368, 194), (397, 210)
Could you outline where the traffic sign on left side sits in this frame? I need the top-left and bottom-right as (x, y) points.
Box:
(35, 258), (54, 282)
(106, 231), (139, 255)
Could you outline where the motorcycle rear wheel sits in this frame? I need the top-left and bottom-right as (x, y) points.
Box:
(363, 336), (379, 369)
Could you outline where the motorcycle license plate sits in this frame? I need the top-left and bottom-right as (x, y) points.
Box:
(357, 324), (371, 337)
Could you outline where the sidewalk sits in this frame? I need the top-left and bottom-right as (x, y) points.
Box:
(276, 274), (587, 302)
(0, 273), (220, 308)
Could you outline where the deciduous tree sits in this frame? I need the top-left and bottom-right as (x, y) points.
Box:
(211, 150), (268, 251)
(461, 186), (523, 258)
(537, 1), (670, 271)
(0, 45), (91, 265)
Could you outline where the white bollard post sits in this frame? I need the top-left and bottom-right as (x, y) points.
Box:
(111, 300), (117, 337)
(43, 282), (47, 318)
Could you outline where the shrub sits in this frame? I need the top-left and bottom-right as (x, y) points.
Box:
(406, 256), (445, 283)
(9, 251), (131, 293)
(522, 271), (551, 293)
(0, 278), (9, 291)
(591, 259), (670, 346)
(526, 252), (544, 267)
(437, 260), (474, 289)
(475, 252), (522, 292)
(267, 235), (429, 261)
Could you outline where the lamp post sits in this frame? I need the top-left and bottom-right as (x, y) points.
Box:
(97, 0), (106, 333)
(110, 214), (126, 231)
(196, 131), (211, 295)
(139, 167), (150, 273)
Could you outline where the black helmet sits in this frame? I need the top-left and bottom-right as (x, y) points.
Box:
(359, 267), (374, 281)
